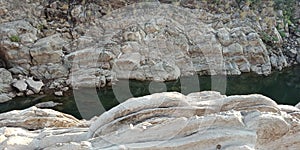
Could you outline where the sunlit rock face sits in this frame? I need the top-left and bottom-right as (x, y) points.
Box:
(77, 2), (272, 82)
(0, 1), (280, 90)
(1, 91), (300, 149)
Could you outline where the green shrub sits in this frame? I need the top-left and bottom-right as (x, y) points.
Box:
(260, 32), (278, 44)
(9, 35), (20, 42)
(274, 0), (297, 25)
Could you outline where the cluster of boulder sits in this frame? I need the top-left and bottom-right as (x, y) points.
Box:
(0, 67), (44, 103)
(0, 91), (300, 149)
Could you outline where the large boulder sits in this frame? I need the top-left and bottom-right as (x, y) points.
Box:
(12, 79), (27, 92)
(0, 106), (81, 130)
(88, 91), (299, 149)
(25, 78), (44, 93)
(0, 91), (300, 149)
(30, 34), (65, 65)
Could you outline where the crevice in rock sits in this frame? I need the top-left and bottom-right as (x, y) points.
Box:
(0, 50), (8, 69)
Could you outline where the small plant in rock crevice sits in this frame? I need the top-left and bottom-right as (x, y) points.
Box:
(9, 35), (21, 42)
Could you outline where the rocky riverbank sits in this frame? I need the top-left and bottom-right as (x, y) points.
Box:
(0, 0), (300, 102)
(0, 91), (300, 149)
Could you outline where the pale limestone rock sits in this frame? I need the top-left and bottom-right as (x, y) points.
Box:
(0, 93), (11, 103)
(12, 79), (27, 92)
(30, 34), (65, 65)
(88, 91), (299, 149)
(296, 102), (300, 109)
(1, 91), (300, 149)
(35, 101), (62, 108)
(54, 91), (63, 97)
(0, 106), (80, 130)
(25, 78), (44, 93)
(26, 89), (34, 96)
(0, 68), (13, 102)
(217, 27), (232, 46)
(0, 20), (36, 70)
(30, 63), (69, 80)
(0, 68), (13, 93)
(0, 127), (89, 150)
(56, 2), (275, 83)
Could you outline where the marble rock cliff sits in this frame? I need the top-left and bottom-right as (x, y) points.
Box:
(1, 1), (299, 92)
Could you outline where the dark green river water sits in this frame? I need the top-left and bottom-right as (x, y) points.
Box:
(1, 65), (300, 119)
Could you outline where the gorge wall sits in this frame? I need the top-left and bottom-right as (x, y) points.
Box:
(0, 0), (299, 101)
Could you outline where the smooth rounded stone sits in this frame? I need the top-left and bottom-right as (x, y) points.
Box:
(62, 87), (69, 91)
(0, 106), (81, 130)
(25, 89), (34, 96)
(25, 78), (44, 93)
(295, 102), (300, 109)
(35, 101), (62, 108)
(16, 92), (24, 97)
(0, 127), (89, 150)
(12, 79), (27, 92)
(54, 91), (63, 96)
(87, 91), (300, 149)
(0, 94), (11, 103)
(278, 104), (300, 113)
(1, 91), (300, 149)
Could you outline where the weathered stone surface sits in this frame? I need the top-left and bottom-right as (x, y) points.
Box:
(0, 68), (13, 93)
(0, 20), (37, 45)
(0, 106), (81, 130)
(26, 89), (34, 96)
(0, 91), (300, 149)
(0, 20), (36, 69)
(35, 101), (62, 108)
(0, 93), (11, 103)
(30, 63), (69, 80)
(12, 79), (27, 92)
(0, 127), (89, 150)
(54, 91), (63, 97)
(87, 91), (299, 149)
(296, 102), (300, 109)
(30, 34), (65, 65)
(25, 78), (44, 93)
(0, 1), (296, 94)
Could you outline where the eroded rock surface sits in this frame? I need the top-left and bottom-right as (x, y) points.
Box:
(0, 91), (300, 149)
(0, 106), (81, 130)
(1, 1), (296, 93)
(0, 68), (13, 102)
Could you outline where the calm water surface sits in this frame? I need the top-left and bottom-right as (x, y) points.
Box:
(1, 65), (299, 119)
